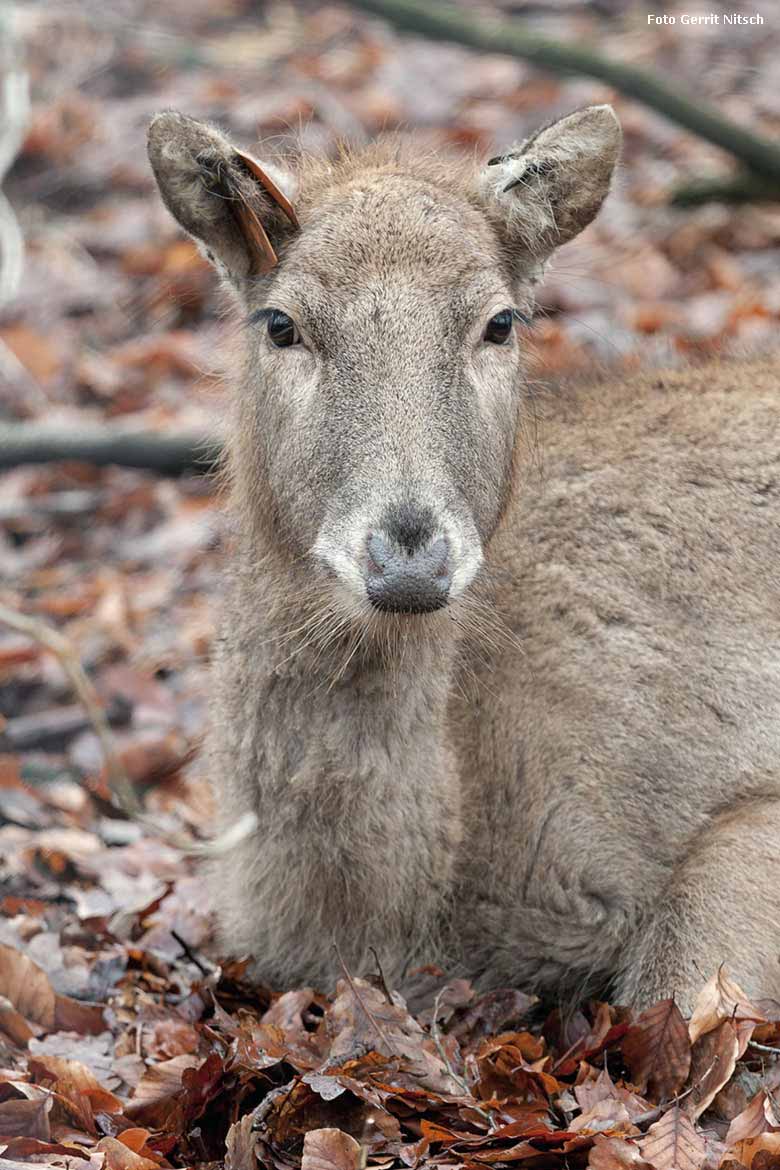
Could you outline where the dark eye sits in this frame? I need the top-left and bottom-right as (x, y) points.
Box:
(484, 309), (514, 345)
(267, 310), (300, 347)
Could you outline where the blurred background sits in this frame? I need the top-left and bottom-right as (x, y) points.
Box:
(0, 0), (779, 975)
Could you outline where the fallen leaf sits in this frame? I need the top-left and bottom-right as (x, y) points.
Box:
(0, 1138), (90, 1160)
(589, 1134), (654, 1169)
(0, 325), (62, 382)
(640, 1106), (706, 1170)
(730, 1132), (780, 1168)
(225, 1111), (259, 1170)
(623, 999), (691, 1102)
(726, 1091), (780, 1148)
(0, 1095), (52, 1139)
(328, 977), (457, 1094)
(0, 995), (36, 1046)
(301, 1128), (362, 1170)
(124, 1054), (200, 1129)
(688, 970), (767, 1044)
(569, 1097), (634, 1135)
(95, 1136), (159, 1170)
(685, 1020), (748, 1121)
(0, 945), (55, 1030)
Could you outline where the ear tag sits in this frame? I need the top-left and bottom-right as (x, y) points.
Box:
(233, 149), (299, 276)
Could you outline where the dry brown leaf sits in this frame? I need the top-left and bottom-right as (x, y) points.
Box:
(328, 977), (457, 1093)
(114, 1130), (155, 1156)
(685, 1020), (749, 1122)
(28, 1052), (123, 1135)
(0, 995), (37, 1046)
(0, 1095), (52, 1140)
(688, 971), (767, 1045)
(53, 995), (106, 1036)
(623, 999), (691, 1103)
(589, 1135), (654, 1169)
(0, 1159), (74, 1170)
(640, 1105), (706, 1170)
(0, 1138), (90, 1161)
(95, 1136), (159, 1170)
(730, 1132), (780, 1168)
(301, 1128), (362, 1170)
(569, 1098), (634, 1135)
(576, 1068), (621, 1114)
(124, 1054), (201, 1128)
(726, 1091), (780, 1149)
(0, 945), (56, 1030)
(0, 324), (62, 382)
(225, 1111), (259, 1170)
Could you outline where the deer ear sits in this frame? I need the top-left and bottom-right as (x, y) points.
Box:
(147, 110), (298, 284)
(479, 105), (621, 262)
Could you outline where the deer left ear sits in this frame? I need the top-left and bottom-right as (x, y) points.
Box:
(147, 110), (299, 286)
(479, 105), (621, 262)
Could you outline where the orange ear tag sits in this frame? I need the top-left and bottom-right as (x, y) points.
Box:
(234, 149), (299, 276)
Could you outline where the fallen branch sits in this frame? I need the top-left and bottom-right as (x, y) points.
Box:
(671, 172), (780, 207)
(0, 423), (222, 474)
(348, 0), (780, 185)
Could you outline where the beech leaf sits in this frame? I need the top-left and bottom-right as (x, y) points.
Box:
(726, 1091), (780, 1148)
(589, 1135), (654, 1169)
(0, 945), (56, 1031)
(301, 1128), (362, 1170)
(623, 998), (691, 1102)
(639, 1106), (706, 1170)
(684, 1020), (742, 1122)
(688, 969), (767, 1044)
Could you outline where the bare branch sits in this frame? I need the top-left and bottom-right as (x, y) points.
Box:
(348, 0), (780, 186)
(0, 423), (222, 475)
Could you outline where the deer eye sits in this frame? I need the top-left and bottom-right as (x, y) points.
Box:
(484, 309), (514, 344)
(267, 310), (300, 347)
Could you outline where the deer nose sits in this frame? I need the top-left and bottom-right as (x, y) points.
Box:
(365, 532), (451, 613)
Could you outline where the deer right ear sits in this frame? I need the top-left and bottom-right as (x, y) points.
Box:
(479, 105), (621, 267)
(147, 110), (298, 285)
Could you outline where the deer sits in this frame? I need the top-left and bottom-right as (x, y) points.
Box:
(148, 105), (780, 1012)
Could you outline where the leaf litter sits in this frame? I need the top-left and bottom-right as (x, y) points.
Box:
(3, 1), (780, 1168)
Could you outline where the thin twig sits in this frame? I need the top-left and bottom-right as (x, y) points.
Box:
(631, 1057), (718, 1129)
(333, 942), (399, 1056)
(368, 945), (394, 1005)
(0, 601), (140, 815)
(0, 600), (258, 858)
(431, 986), (493, 1124)
(172, 928), (214, 976)
(749, 1041), (780, 1056)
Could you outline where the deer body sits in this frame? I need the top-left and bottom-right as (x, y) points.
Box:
(149, 108), (780, 1009)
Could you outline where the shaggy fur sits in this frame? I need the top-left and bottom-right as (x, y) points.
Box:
(148, 107), (780, 1010)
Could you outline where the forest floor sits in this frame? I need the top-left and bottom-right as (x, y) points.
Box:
(1, 1), (779, 1168)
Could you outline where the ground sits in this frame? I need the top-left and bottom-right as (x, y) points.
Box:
(0, 1), (779, 1167)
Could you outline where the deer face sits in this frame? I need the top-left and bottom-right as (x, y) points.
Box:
(148, 108), (620, 616)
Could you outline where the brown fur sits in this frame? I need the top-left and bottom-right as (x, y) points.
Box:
(148, 107), (780, 1009)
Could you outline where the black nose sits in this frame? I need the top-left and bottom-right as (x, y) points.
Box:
(365, 530), (451, 613)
